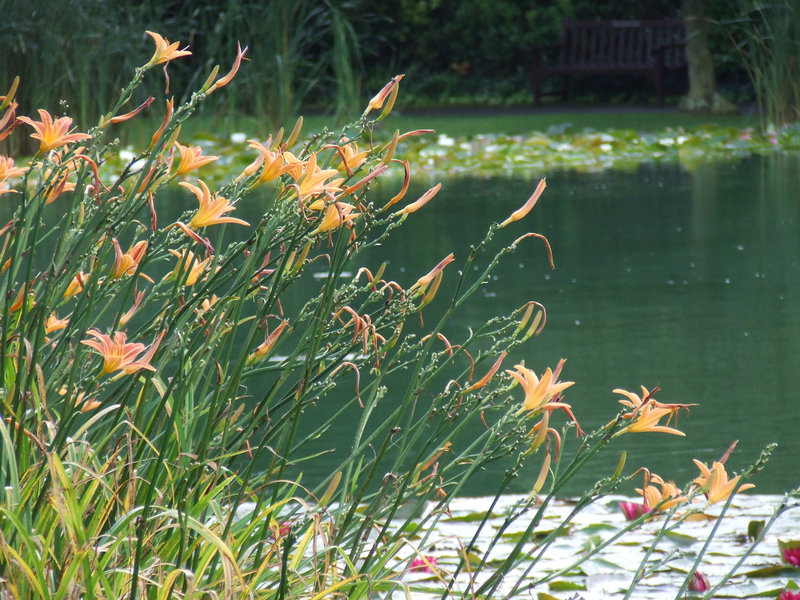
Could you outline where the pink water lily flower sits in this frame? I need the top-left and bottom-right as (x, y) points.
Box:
(688, 571), (709, 592)
(783, 545), (800, 567)
(618, 501), (649, 521)
(410, 555), (437, 573)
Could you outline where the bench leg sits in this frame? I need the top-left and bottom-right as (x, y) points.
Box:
(654, 66), (665, 106)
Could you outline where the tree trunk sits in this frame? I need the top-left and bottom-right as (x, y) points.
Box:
(680, 0), (737, 113)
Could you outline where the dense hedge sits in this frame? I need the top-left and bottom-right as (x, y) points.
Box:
(0, 0), (754, 126)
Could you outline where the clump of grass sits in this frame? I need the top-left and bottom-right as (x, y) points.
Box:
(726, 0), (800, 132)
(0, 30), (787, 600)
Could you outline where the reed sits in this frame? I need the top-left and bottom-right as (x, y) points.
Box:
(726, 0), (800, 131)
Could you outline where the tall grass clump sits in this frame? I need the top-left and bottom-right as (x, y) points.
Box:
(0, 31), (790, 599)
(0, 0), (154, 130)
(727, 0), (800, 132)
(1, 0), (365, 132)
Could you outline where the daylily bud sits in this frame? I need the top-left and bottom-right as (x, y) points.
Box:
(500, 178), (546, 227)
(365, 74), (404, 116)
(200, 65), (220, 93)
(248, 321), (288, 363)
(529, 410), (550, 452)
(531, 453), (551, 495)
(613, 451), (627, 479)
(378, 77), (401, 121)
(397, 182), (441, 216)
(205, 43), (248, 95)
(285, 116), (304, 149)
(382, 130), (400, 165)
(0, 76), (19, 110)
(150, 98), (174, 149)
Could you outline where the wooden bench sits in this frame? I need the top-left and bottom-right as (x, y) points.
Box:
(531, 19), (687, 105)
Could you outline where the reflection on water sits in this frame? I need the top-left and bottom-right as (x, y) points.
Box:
(9, 154), (799, 496)
(352, 154), (800, 495)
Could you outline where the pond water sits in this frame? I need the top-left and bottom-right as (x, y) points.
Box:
(11, 153), (799, 499)
(345, 153), (800, 498)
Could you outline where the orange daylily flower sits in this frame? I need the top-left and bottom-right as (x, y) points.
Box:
(174, 142), (219, 176)
(244, 137), (288, 184)
(145, 31), (191, 67)
(76, 393), (102, 413)
(636, 472), (686, 512)
(0, 81), (19, 142)
(196, 294), (219, 317)
(181, 180), (249, 229)
(111, 238), (148, 279)
(506, 362), (574, 416)
(168, 249), (214, 286)
(81, 329), (163, 375)
(63, 271), (87, 300)
(45, 312), (70, 333)
(280, 151), (305, 180)
(612, 386), (694, 437)
(9, 283), (33, 313)
(0, 156), (28, 194)
(58, 386), (101, 413)
(17, 109), (91, 153)
(330, 141), (368, 175)
(44, 171), (76, 204)
(312, 202), (359, 234)
(195, 294), (223, 327)
(693, 460), (755, 505)
(289, 153), (343, 202)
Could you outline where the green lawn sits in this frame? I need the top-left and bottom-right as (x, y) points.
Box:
(373, 108), (758, 137)
(123, 106), (759, 147)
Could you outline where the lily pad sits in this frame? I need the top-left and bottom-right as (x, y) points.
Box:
(664, 531), (698, 547)
(549, 579), (587, 591)
(743, 564), (800, 577)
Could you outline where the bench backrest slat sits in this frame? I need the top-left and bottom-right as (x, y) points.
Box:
(560, 19), (685, 68)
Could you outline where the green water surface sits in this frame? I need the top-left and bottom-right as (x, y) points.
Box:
(13, 153), (799, 497)
(337, 154), (800, 496)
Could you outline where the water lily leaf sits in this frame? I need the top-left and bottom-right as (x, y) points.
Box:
(579, 556), (625, 576)
(446, 511), (502, 522)
(501, 526), (572, 544)
(581, 534), (604, 553)
(743, 565), (798, 577)
(719, 579), (787, 598)
(581, 523), (617, 534)
(549, 580), (587, 591)
(664, 531), (697, 547)
(747, 520), (765, 541)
